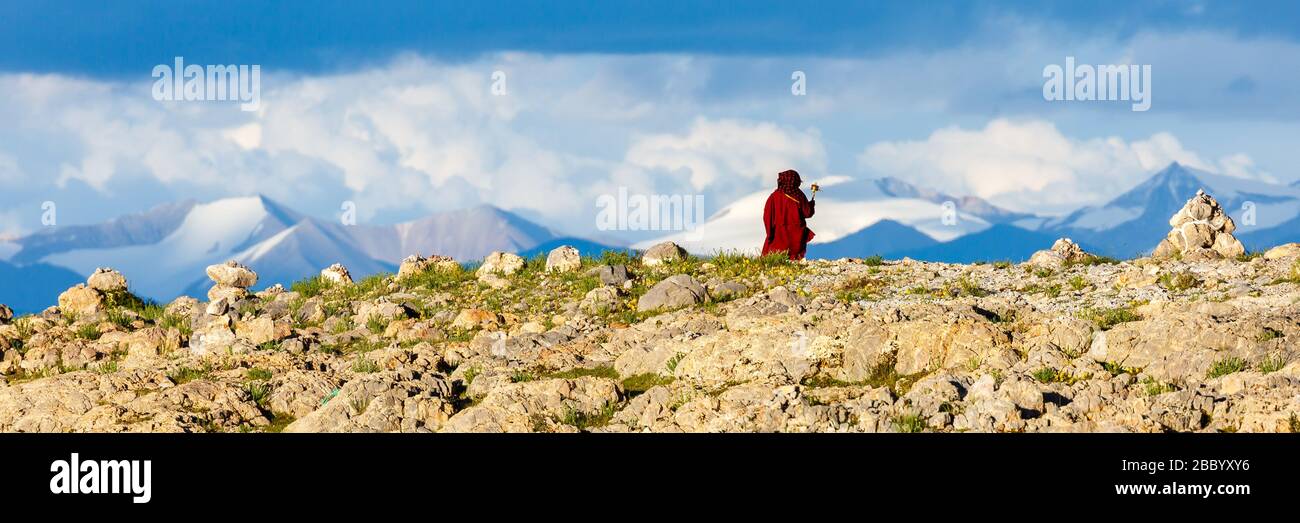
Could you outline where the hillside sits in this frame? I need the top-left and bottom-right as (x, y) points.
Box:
(3, 238), (1299, 433)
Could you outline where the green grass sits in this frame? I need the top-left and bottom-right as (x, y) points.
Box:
(1256, 327), (1284, 342)
(1031, 367), (1091, 385)
(1141, 377), (1176, 396)
(1078, 305), (1141, 330)
(352, 357), (382, 373)
(244, 381), (270, 409)
(561, 403), (617, 431)
(289, 275), (332, 298)
(540, 366), (619, 380)
(620, 373), (675, 395)
(74, 323), (102, 340)
(1206, 356), (1248, 379)
(365, 314), (389, 334)
(861, 255), (885, 266)
(1158, 271), (1201, 292)
(168, 363), (212, 384)
(260, 413), (296, 433)
(892, 413), (927, 433)
(1068, 275), (1088, 291)
(1257, 353), (1288, 374)
(665, 352), (686, 373)
(1100, 360), (1142, 376)
(245, 367), (273, 381)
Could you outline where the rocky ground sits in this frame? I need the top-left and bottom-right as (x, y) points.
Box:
(3, 190), (1300, 433)
(1, 239), (1298, 433)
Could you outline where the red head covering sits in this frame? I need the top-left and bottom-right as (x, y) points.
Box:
(777, 170), (807, 201)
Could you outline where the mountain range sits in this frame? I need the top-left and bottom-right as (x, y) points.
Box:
(2, 162), (1298, 313)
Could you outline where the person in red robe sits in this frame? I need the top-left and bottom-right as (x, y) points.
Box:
(761, 169), (816, 260)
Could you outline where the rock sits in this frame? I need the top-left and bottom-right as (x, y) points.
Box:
(205, 260), (258, 288)
(285, 370), (455, 433)
(707, 280), (749, 301)
(397, 254), (459, 278)
(637, 274), (706, 312)
(545, 246), (582, 273)
(86, 267), (128, 292)
(0, 304), (12, 324)
(207, 284), (248, 303)
(641, 241), (686, 267)
(580, 286), (622, 315)
(440, 377), (621, 433)
(1152, 190), (1245, 260)
(594, 264), (631, 286)
(478, 273), (511, 290)
(452, 309), (503, 331)
(320, 263), (353, 285)
(1263, 243), (1300, 260)
(57, 284), (104, 316)
(235, 316), (291, 346)
(1028, 238), (1093, 267)
(475, 251), (525, 278)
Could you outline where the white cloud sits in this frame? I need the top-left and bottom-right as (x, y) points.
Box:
(625, 118), (826, 190)
(857, 118), (1272, 214)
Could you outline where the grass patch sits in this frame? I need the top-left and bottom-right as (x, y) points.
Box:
(1258, 353), (1288, 374)
(1068, 275), (1088, 291)
(892, 412), (927, 433)
(74, 323), (102, 340)
(1158, 271), (1201, 292)
(620, 373), (675, 395)
(352, 357), (382, 373)
(1141, 377), (1176, 396)
(541, 366), (619, 380)
(1206, 356), (1248, 379)
(1078, 305), (1141, 330)
(561, 403), (617, 431)
(1100, 360), (1142, 376)
(245, 367), (273, 381)
(1031, 367), (1091, 385)
(168, 363), (212, 384)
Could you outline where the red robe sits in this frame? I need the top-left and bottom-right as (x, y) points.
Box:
(761, 190), (815, 259)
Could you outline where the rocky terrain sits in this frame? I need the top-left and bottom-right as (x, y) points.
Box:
(2, 192), (1300, 433)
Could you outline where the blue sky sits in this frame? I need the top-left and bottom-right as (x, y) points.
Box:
(1, 0), (1298, 240)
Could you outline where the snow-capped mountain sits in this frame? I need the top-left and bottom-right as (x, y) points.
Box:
(637, 176), (1014, 255)
(1040, 162), (1300, 257)
(5, 196), (562, 306)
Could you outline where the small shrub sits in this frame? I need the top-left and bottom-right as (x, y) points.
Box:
(1078, 306), (1141, 330)
(352, 357), (382, 374)
(1068, 275), (1088, 291)
(1141, 377), (1176, 396)
(1206, 356), (1248, 379)
(1257, 353), (1288, 374)
(1158, 271), (1201, 292)
(892, 413), (927, 433)
(74, 323), (102, 340)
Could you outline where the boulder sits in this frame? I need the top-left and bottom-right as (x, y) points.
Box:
(1028, 238), (1093, 267)
(1263, 243), (1300, 260)
(594, 264), (631, 286)
(57, 284), (104, 316)
(475, 251), (525, 278)
(545, 245), (582, 273)
(0, 304), (12, 324)
(452, 309), (503, 331)
(320, 263), (353, 285)
(397, 254), (459, 278)
(1152, 190), (1245, 260)
(206, 260), (258, 288)
(642, 242), (687, 267)
(637, 274), (706, 312)
(207, 284), (248, 303)
(580, 286), (622, 315)
(86, 267), (128, 293)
